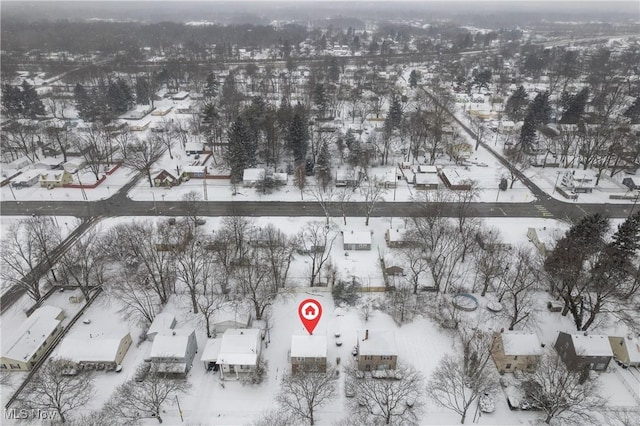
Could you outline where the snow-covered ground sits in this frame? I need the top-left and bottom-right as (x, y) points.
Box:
(2, 216), (637, 425)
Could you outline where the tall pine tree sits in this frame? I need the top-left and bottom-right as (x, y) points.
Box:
(530, 91), (552, 125)
(226, 117), (251, 184)
(505, 86), (529, 122)
(519, 111), (537, 154)
(287, 104), (309, 165)
(315, 141), (332, 190)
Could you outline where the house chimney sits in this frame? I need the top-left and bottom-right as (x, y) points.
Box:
(365, 330), (369, 341)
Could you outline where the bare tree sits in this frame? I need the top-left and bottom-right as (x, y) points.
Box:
(428, 355), (496, 424)
(252, 409), (295, 426)
(112, 128), (137, 160)
(1, 217), (61, 301)
(124, 136), (165, 187)
(76, 125), (114, 181)
(297, 222), (338, 287)
(468, 116), (487, 151)
(197, 270), (225, 338)
(346, 363), (424, 425)
(175, 226), (212, 314)
(400, 245), (430, 295)
(499, 246), (541, 330)
(181, 190), (202, 230)
(522, 350), (606, 425)
(255, 224), (296, 291)
(104, 365), (190, 424)
(473, 229), (508, 297)
(234, 250), (274, 321)
(359, 178), (387, 226)
(19, 358), (95, 424)
(222, 215), (254, 260)
(387, 277), (418, 324)
(109, 268), (161, 324)
(58, 228), (106, 300)
(276, 370), (337, 426)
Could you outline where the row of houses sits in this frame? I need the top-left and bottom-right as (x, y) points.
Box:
(490, 330), (640, 375)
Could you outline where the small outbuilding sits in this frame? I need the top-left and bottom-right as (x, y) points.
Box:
(608, 336), (640, 368)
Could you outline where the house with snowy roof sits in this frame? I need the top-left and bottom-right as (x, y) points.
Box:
(357, 329), (398, 372)
(491, 331), (542, 374)
(146, 313), (177, 341)
(217, 328), (262, 380)
(343, 229), (372, 251)
(1, 306), (65, 371)
(608, 336), (640, 368)
(150, 328), (198, 377)
(554, 332), (613, 372)
(242, 168), (266, 186)
(56, 332), (132, 371)
(290, 335), (327, 374)
(39, 170), (73, 188)
(213, 304), (252, 336)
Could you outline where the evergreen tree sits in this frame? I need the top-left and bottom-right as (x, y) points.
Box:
(313, 84), (328, 118)
(472, 69), (492, 90)
(201, 102), (220, 145)
(408, 70), (420, 88)
(135, 77), (151, 105)
(505, 86), (529, 121)
(287, 104), (309, 164)
(1, 84), (23, 118)
(328, 57), (340, 83)
(203, 72), (219, 101)
(530, 90), (552, 125)
(74, 83), (98, 122)
(386, 95), (403, 130)
(226, 117), (251, 184)
(623, 96), (640, 122)
(560, 87), (588, 124)
(519, 111), (537, 154)
(20, 80), (45, 118)
(315, 141), (332, 190)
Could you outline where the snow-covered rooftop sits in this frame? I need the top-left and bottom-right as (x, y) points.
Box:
(415, 173), (441, 185)
(147, 312), (176, 337)
(201, 338), (222, 363)
(57, 332), (130, 363)
(359, 330), (397, 357)
(290, 335), (327, 358)
(2, 305), (63, 363)
(570, 333), (613, 357)
(243, 168), (265, 182)
(150, 328), (194, 359)
(501, 332), (542, 356)
(217, 328), (261, 366)
(386, 228), (406, 243)
(343, 229), (371, 245)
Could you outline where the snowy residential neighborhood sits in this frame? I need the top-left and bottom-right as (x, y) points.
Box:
(1, 1), (640, 425)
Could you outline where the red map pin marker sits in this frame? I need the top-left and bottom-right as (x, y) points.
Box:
(298, 299), (322, 335)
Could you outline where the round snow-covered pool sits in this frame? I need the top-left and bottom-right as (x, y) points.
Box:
(452, 294), (479, 311)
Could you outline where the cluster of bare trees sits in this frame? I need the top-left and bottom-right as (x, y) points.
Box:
(1, 216), (62, 301)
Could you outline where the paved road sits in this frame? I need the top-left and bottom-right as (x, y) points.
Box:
(0, 198), (637, 220)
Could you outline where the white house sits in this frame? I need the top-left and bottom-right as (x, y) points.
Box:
(1, 306), (65, 371)
(243, 168), (266, 186)
(217, 328), (262, 380)
(560, 169), (597, 193)
(56, 332), (132, 371)
(150, 328), (198, 377)
(343, 229), (372, 250)
(11, 170), (43, 188)
(146, 313), (177, 341)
